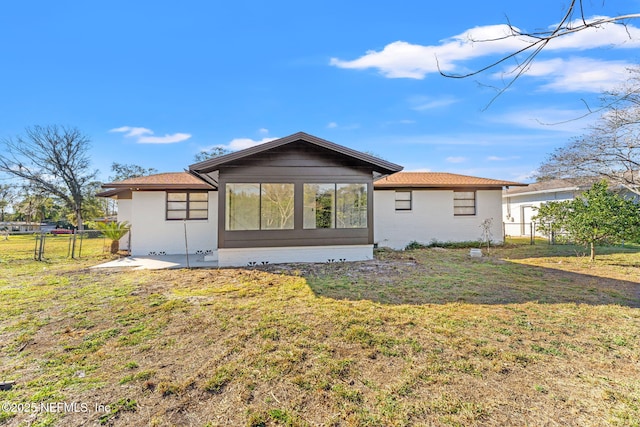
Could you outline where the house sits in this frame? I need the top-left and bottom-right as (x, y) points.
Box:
(502, 177), (640, 237)
(502, 179), (589, 236)
(0, 221), (44, 233)
(374, 172), (523, 249)
(99, 132), (524, 266)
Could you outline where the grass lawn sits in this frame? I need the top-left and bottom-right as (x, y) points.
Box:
(0, 241), (639, 426)
(0, 234), (108, 262)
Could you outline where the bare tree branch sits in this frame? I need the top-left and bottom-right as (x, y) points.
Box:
(538, 98), (640, 195)
(0, 125), (97, 230)
(440, 1), (640, 106)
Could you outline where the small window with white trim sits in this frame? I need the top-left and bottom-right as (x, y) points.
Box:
(395, 191), (412, 211)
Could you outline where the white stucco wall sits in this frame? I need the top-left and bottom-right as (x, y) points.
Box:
(374, 189), (504, 250)
(218, 245), (373, 267)
(502, 191), (576, 236)
(127, 191), (218, 256)
(116, 198), (133, 250)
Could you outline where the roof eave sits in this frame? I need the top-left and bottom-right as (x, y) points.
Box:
(375, 183), (525, 189)
(101, 183), (213, 190)
(503, 186), (580, 197)
(95, 188), (125, 198)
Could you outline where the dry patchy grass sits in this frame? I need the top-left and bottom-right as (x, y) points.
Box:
(0, 234), (108, 263)
(0, 244), (639, 426)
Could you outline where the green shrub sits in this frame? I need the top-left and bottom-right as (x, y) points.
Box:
(405, 240), (487, 250)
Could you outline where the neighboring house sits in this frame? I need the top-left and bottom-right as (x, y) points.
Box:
(374, 172), (523, 249)
(99, 132), (523, 266)
(502, 179), (589, 236)
(0, 221), (44, 232)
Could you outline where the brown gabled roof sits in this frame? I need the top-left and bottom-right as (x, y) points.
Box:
(374, 172), (525, 189)
(99, 172), (213, 195)
(189, 131), (404, 175)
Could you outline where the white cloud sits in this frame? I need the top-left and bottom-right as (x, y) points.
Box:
(330, 17), (640, 89)
(221, 137), (278, 151)
(258, 128), (269, 135)
(490, 107), (596, 132)
(446, 156), (467, 163)
(487, 155), (521, 161)
(110, 126), (191, 144)
(109, 126), (153, 138)
(411, 96), (459, 111)
(138, 133), (192, 144)
(382, 119), (416, 126)
(330, 25), (534, 79)
(520, 57), (632, 93)
(544, 17), (640, 51)
(326, 122), (360, 130)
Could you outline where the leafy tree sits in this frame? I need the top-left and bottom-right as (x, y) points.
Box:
(534, 181), (640, 261)
(95, 221), (131, 254)
(64, 181), (110, 227)
(0, 184), (14, 222)
(0, 125), (97, 230)
(193, 146), (231, 163)
(12, 187), (63, 224)
(110, 162), (158, 182)
(534, 201), (571, 243)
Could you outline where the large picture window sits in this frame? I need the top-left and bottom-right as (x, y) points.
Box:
(261, 183), (295, 230)
(226, 183), (294, 231)
(304, 183), (367, 229)
(303, 184), (335, 229)
(454, 191), (476, 216)
(166, 191), (208, 220)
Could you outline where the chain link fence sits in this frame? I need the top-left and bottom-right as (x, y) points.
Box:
(0, 230), (111, 261)
(503, 222), (571, 245)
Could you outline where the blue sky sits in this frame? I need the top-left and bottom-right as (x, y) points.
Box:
(1, 1), (639, 183)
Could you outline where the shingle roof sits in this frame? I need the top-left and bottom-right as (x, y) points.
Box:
(100, 172), (212, 190)
(374, 172), (525, 189)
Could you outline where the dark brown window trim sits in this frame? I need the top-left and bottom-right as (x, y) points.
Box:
(453, 190), (476, 216)
(166, 191), (209, 221)
(303, 183), (368, 230)
(225, 183), (295, 231)
(394, 190), (412, 211)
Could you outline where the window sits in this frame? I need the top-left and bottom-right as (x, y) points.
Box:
(304, 183), (367, 229)
(337, 184), (367, 228)
(261, 183), (295, 230)
(303, 184), (335, 229)
(226, 184), (260, 230)
(166, 191), (208, 220)
(395, 191), (412, 211)
(225, 183), (294, 231)
(454, 191), (476, 216)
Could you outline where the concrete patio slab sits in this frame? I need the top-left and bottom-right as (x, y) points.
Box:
(91, 255), (218, 270)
